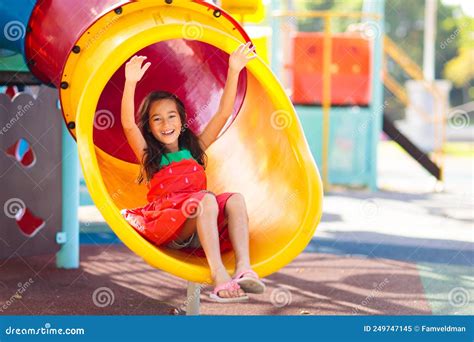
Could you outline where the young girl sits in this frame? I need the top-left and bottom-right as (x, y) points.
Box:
(120, 43), (265, 303)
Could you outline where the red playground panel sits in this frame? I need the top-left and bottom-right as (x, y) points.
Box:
(291, 32), (372, 106)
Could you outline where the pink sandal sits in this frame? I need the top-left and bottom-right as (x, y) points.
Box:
(233, 270), (266, 294)
(209, 280), (249, 303)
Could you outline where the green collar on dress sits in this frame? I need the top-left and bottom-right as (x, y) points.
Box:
(160, 149), (195, 167)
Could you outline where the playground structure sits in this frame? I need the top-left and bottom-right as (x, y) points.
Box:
(0, 0), (453, 315)
(264, 1), (447, 189)
(0, 0), (323, 313)
(0, 87), (65, 260)
(272, 5), (384, 190)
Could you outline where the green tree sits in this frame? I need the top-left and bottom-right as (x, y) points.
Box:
(291, 0), (470, 112)
(442, 15), (474, 102)
(384, 0), (470, 115)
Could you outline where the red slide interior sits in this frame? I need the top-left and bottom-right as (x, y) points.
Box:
(94, 40), (247, 163)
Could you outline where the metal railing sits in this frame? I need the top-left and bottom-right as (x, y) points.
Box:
(383, 35), (446, 176)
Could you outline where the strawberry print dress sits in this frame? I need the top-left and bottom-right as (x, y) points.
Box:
(121, 149), (234, 255)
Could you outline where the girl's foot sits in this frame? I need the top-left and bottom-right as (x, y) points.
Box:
(233, 264), (257, 279)
(211, 267), (247, 301)
(232, 267), (266, 294)
(209, 280), (248, 303)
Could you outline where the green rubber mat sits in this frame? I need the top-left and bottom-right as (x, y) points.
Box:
(417, 262), (474, 315)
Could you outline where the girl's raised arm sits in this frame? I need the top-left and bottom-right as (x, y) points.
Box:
(121, 55), (151, 163)
(198, 42), (256, 151)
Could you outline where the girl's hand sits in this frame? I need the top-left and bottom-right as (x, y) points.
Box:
(125, 55), (151, 83)
(228, 42), (257, 74)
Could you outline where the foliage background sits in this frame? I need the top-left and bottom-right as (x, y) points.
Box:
(290, 0), (473, 120)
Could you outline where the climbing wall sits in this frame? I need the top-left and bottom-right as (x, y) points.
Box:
(0, 85), (62, 259)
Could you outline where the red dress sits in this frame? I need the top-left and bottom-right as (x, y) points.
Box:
(121, 150), (234, 256)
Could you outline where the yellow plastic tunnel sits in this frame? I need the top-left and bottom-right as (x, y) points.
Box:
(55, 0), (322, 283)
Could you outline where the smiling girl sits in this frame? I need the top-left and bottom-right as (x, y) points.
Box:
(120, 43), (266, 302)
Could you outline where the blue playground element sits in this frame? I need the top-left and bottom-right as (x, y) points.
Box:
(16, 137), (29, 160)
(271, 0), (385, 190)
(0, 0), (36, 55)
(56, 121), (80, 269)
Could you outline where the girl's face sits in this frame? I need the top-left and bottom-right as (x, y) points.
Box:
(148, 99), (182, 148)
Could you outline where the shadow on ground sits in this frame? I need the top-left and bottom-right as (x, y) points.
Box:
(0, 245), (434, 315)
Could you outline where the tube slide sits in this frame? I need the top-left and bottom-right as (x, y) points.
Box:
(6, 0), (323, 283)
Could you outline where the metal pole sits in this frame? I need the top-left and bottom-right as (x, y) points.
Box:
(364, 0), (385, 191)
(56, 119), (79, 268)
(270, 0), (282, 77)
(321, 15), (331, 190)
(423, 0), (437, 81)
(186, 282), (201, 315)
(423, 0), (444, 182)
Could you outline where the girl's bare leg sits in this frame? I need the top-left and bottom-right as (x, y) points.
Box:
(176, 193), (244, 298)
(224, 193), (255, 278)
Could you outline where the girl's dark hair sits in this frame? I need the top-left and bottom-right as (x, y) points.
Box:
(136, 91), (206, 184)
